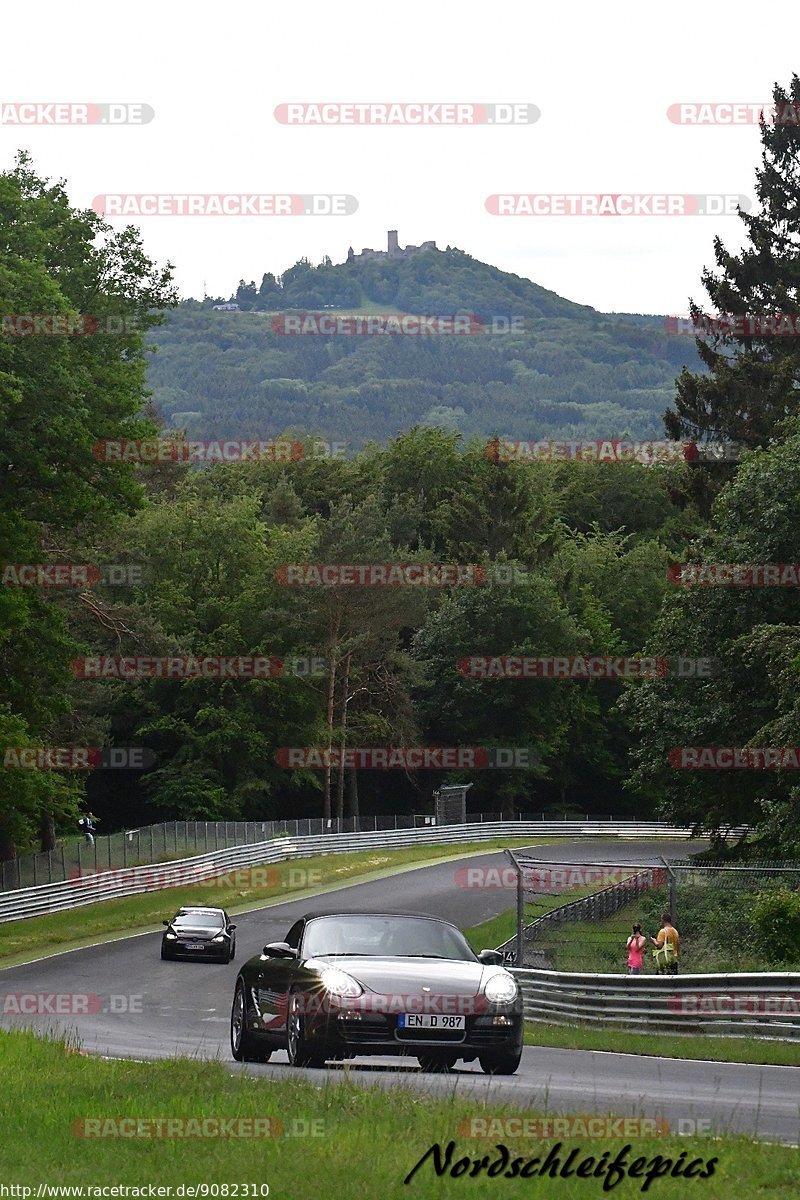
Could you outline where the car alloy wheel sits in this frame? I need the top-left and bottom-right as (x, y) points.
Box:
(230, 980), (271, 1063)
(286, 990), (326, 1069)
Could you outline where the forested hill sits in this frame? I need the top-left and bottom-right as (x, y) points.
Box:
(146, 246), (702, 445)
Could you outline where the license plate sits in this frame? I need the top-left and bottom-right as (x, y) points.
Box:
(397, 1014), (465, 1030)
(185, 943), (205, 950)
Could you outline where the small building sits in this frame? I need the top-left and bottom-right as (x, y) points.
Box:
(212, 302), (241, 312)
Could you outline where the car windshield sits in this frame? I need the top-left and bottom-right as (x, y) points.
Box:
(302, 915), (477, 961)
(173, 913), (224, 929)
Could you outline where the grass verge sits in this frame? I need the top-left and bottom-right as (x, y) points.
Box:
(2, 1029), (798, 1198)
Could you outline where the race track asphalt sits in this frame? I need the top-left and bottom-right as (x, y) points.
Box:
(1, 838), (797, 1144)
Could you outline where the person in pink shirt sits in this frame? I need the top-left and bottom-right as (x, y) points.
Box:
(626, 923), (646, 974)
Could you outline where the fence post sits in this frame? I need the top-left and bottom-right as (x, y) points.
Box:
(506, 849), (523, 967)
(662, 857), (677, 924)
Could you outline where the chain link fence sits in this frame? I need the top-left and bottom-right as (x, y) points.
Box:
(501, 852), (800, 973)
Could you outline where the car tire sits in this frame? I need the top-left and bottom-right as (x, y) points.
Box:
(417, 1055), (457, 1073)
(230, 979), (272, 1063)
(286, 990), (326, 1069)
(160, 946), (172, 961)
(229, 939), (236, 962)
(479, 1048), (522, 1075)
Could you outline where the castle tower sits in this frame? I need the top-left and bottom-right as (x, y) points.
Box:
(387, 230), (399, 255)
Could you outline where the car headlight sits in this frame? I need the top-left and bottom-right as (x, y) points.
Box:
(319, 967), (363, 998)
(165, 932), (177, 940)
(483, 971), (518, 1004)
(212, 935), (225, 943)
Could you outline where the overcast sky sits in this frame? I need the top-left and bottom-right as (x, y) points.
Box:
(2, 4), (797, 314)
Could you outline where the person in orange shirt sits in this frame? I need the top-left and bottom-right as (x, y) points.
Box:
(651, 912), (680, 974)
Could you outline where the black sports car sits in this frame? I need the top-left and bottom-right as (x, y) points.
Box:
(161, 906), (237, 963)
(230, 910), (523, 1073)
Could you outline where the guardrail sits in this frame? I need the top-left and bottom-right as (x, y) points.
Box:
(0, 821), (697, 923)
(512, 967), (800, 1039)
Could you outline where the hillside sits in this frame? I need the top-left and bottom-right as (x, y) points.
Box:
(146, 247), (702, 445)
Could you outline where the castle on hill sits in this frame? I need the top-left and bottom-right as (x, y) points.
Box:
(346, 230), (437, 263)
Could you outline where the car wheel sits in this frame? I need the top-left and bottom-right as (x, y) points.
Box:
(417, 1055), (457, 1073)
(160, 946), (172, 961)
(479, 1048), (522, 1075)
(229, 939), (236, 962)
(286, 990), (326, 1069)
(230, 979), (272, 1062)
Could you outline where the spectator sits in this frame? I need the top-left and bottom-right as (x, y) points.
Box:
(79, 812), (98, 847)
(626, 923), (646, 974)
(651, 912), (680, 974)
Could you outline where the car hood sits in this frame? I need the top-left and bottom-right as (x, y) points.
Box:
(307, 955), (487, 996)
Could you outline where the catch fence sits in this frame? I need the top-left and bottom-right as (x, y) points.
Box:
(501, 851), (800, 973)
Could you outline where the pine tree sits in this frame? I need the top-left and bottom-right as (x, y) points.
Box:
(664, 75), (800, 452)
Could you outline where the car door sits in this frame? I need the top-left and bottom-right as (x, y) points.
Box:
(254, 919), (305, 1034)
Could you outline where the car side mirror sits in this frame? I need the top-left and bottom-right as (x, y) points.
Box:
(262, 941), (297, 958)
(478, 949), (504, 965)
(228, 924), (237, 932)
(162, 920), (170, 926)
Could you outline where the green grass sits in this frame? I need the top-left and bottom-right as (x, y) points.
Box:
(0, 838), (542, 966)
(2, 1029), (798, 1197)
(523, 1021), (800, 1067)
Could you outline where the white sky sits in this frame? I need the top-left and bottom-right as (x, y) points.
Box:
(2, 2), (797, 314)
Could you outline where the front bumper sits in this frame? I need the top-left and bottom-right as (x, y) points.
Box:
(303, 1003), (523, 1058)
(162, 938), (228, 958)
